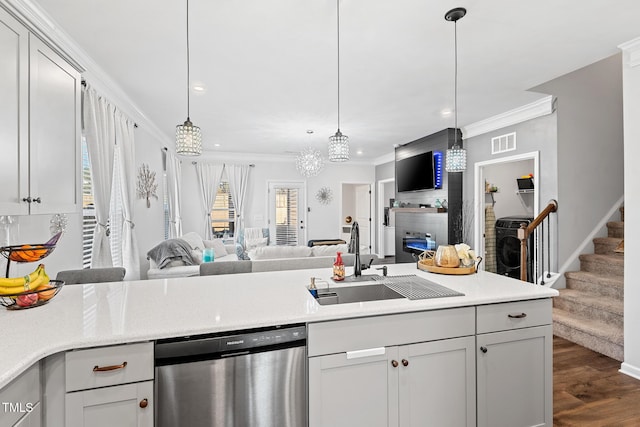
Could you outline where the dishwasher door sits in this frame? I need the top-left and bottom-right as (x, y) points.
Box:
(155, 333), (307, 427)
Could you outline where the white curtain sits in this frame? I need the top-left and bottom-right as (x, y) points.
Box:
(226, 164), (251, 240)
(164, 150), (183, 239)
(82, 84), (115, 268)
(195, 163), (224, 240)
(114, 111), (140, 280)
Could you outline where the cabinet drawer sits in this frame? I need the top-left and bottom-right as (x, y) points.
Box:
(65, 342), (153, 392)
(477, 299), (552, 334)
(308, 307), (475, 357)
(0, 364), (40, 427)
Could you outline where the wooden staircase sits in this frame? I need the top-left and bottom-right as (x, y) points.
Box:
(552, 206), (624, 361)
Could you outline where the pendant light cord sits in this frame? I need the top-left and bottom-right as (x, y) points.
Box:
(186, 0), (191, 120)
(336, 0), (341, 130)
(454, 19), (458, 136)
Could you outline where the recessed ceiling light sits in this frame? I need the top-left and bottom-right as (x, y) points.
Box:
(192, 83), (206, 93)
(214, 143), (220, 147)
(356, 150), (363, 155)
(441, 108), (453, 117)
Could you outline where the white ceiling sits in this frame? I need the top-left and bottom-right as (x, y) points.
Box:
(32, 0), (640, 162)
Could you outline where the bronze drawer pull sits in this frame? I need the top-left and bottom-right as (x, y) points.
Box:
(139, 398), (148, 409)
(93, 361), (128, 372)
(391, 360), (399, 368)
(401, 359), (409, 367)
(508, 313), (527, 319)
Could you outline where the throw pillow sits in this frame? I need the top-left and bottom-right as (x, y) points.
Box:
(180, 232), (205, 250)
(245, 237), (268, 251)
(204, 238), (229, 259)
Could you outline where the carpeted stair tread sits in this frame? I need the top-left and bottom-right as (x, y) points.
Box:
(579, 253), (624, 276)
(555, 289), (623, 315)
(606, 221), (624, 238)
(593, 237), (624, 255)
(553, 308), (623, 361)
(565, 271), (623, 299)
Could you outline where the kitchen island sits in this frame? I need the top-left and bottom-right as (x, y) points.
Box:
(0, 263), (557, 426)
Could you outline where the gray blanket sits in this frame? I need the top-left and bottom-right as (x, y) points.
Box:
(147, 238), (195, 269)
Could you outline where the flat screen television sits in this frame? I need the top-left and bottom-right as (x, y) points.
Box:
(396, 150), (437, 192)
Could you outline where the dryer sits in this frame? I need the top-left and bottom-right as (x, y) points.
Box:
(495, 216), (534, 281)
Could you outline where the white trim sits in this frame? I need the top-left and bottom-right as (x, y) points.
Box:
(555, 195), (624, 282)
(473, 151), (540, 272)
(619, 37), (640, 68)
(463, 96), (554, 139)
(620, 363), (640, 381)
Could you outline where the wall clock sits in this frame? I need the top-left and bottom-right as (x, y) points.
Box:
(316, 187), (333, 205)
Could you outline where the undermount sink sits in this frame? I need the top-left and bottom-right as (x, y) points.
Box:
(315, 284), (405, 305)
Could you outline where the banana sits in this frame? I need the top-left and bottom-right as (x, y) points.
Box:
(0, 264), (45, 293)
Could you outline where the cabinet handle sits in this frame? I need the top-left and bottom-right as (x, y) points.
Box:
(93, 361), (128, 372)
(33, 197), (41, 204)
(508, 313), (527, 319)
(139, 398), (148, 409)
(391, 360), (399, 368)
(480, 346), (488, 353)
(401, 359), (409, 367)
(22, 197), (32, 203)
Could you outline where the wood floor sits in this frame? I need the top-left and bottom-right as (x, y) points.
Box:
(554, 336), (640, 426)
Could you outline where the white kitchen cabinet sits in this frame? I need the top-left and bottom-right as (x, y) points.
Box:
(308, 308), (476, 427)
(65, 381), (153, 427)
(0, 363), (40, 427)
(0, 8), (81, 216)
(64, 342), (154, 427)
(476, 299), (553, 427)
(384, 226), (395, 256)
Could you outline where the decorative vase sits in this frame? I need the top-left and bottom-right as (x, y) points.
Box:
(434, 245), (460, 268)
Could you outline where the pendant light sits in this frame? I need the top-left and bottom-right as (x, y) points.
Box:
(328, 0), (349, 162)
(176, 0), (202, 156)
(296, 130), (325, 177)
(444, 7), (466, 172)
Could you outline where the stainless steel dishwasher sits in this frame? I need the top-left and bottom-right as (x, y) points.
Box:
(155, 324), (307, 427)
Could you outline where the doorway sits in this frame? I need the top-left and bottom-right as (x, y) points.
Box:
(377, 178), (395, 258)
(473, 152), (539, 272)
(341, 183), (373, 254)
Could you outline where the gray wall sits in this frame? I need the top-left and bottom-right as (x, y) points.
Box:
(533, 53), (624, 273)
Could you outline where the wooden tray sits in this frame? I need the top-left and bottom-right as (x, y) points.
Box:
(417, 257), (481, 275)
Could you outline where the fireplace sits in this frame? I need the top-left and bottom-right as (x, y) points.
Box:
(397, 231), (437, 263)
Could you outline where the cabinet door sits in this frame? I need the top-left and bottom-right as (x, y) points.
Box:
(12, 402), (41, 427)
(477, 325), (552, 427)
(29, 34), (80, 214)
(65, 381), (153, 427)
(0, 8), (29, 215)
(398, 336), (475, 427)
(309, 347), (399, 427)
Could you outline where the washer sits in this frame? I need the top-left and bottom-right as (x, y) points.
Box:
(495, 216), (534, 281)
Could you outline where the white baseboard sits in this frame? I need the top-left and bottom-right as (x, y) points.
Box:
(619, 362), (640, 380)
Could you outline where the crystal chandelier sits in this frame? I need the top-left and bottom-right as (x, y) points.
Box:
(444, 7), (466, 172)
(328, 0), (349, 162)
(296, 147), (325, 178)
(176, 0), (202, 156)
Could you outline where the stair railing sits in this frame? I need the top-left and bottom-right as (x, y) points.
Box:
(518, 199), (558, 282)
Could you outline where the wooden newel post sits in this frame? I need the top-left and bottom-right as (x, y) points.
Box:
(518, 223), (528, 282)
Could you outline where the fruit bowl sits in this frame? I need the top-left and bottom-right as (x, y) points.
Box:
(0, 280), (64, 310)
(1, 244), (57, 263)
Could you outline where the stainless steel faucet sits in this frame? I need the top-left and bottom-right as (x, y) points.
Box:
(351, 221), (361, 277)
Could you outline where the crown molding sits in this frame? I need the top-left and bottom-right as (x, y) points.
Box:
(619, 37), (640, 68)
(462, 95), (554, 139)
(1, 0), (174, 148)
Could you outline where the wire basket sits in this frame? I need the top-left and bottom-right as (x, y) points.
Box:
(0, 244), (57, 263)
(0, 280), (64, 310)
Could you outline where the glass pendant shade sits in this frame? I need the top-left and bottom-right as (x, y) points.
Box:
(296, 147), (325, 177)
(328, 129), (349, 162)
(445, 146), (466, 172)
(176, 118), (202, 156)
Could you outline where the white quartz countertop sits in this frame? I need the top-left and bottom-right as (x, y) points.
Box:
(0, 263), (557, 388)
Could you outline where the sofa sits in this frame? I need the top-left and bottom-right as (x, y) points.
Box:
(147, 233), (359, 279)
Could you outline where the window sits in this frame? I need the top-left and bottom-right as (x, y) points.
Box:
(274, 187), (299, 246)
(211, 181), (235, 237)
(81, 137), (96, 269)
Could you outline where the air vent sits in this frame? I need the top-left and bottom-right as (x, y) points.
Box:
(491, 132), (516, 154)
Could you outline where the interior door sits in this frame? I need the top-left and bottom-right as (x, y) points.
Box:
(355, 185), (371, 254)
(268, 182), (306, 246)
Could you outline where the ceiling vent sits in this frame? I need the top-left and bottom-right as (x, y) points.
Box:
(491, 132), (516, 154)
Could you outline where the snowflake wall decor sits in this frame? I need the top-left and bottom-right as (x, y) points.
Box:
(316, 187), (333, 205)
